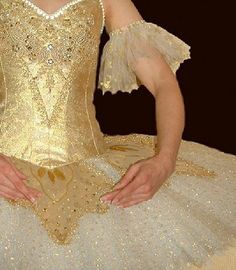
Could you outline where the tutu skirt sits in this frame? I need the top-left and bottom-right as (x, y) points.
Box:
(0, 133), (235, 270)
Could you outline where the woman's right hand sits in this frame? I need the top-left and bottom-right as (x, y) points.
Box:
(0, 154), (42, 203)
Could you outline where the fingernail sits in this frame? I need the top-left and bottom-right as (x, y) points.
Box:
(112, 199), (118, 204)
(29, 195), (36, 203)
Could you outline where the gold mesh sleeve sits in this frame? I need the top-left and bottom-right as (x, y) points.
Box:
(98, 19), (191, 94)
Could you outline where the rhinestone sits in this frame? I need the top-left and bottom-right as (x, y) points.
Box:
(47, 43), (53, 50)
(47, 59), (54, 64)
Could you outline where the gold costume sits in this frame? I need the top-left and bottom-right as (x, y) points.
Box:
(0, 0), (235, 269)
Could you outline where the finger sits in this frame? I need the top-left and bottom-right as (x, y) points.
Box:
(0, 173), (32, 200)
(28, 186), (43, 198)
(6, 173), (42, 199)
(0, 184), (26, 200)
(1, 180), (41, 200)
(117, 198), (146, 209)
(113, 164), (140, 190)
(0, 190), (19, 201)
(116, 193), (148, 206)
(4, 169), (36, 202)
(3, 155), (27, 180)
(0, 172), (19, 190)
(111, 175), (145, 204)
(100, 189), (121, 203)
(1, 166), (42, 199)
(5, 173), (41, 198)
(15, 182), (42, 202)
(100, 165), (139, 202)
(12, 165), (27, 180)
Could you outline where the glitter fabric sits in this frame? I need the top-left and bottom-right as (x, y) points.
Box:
(0, 0), (236, 269)
(98, 19), (191, 94)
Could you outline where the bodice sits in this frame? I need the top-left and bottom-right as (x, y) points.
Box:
(0, 0), (106, 168)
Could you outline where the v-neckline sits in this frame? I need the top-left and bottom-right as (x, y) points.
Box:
(21, 0), (86, 20)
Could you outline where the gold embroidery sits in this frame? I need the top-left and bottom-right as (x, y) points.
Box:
(48, 170), (56, 183)
(53, 168), (66, 181)
(109, 144), (138, 151)
(4, 157), (115, 245)
(103, 134), (218, 179)
(175, 158), (217, 178)
(37, 167), (46, 178)
(31, 165), (74, 202)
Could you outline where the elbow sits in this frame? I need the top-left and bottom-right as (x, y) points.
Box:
(148, 69), (180, 99)
(133, 53), (179, 98)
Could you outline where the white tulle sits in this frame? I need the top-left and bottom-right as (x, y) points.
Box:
(98, 19), (191, 94)
(0, 138), (236, 270)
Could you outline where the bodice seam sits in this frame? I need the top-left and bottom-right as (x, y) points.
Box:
(98, 0), (105, 34)
(85, 60), (100, 156)
(0, 55), (7, 132)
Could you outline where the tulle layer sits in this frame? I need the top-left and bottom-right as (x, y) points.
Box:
(0, 134), (236, 269)
(98, 19), (191, 94)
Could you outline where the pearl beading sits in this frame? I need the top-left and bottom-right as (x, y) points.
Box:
(21, 0), (105, 34)
(21, 0), (84, 19)
(98, 0), (105, 34)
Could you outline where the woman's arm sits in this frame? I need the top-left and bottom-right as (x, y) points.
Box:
(100, 0), (186, 207)
(103, 0), (185, 165)
(131, 43), (185, 167)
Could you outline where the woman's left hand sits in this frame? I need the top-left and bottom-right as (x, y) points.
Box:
(100, 154), (176, 208)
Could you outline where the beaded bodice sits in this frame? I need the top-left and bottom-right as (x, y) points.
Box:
(0, 0), (106, 168)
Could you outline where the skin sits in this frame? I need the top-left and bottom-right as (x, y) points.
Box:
(0, 154), (42, 203)
(27, 0), (72, 14)
(100, 0), (186, 208)
(0, 1), (185, 207)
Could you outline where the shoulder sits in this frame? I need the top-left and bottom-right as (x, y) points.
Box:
(101, 0), (143, 33)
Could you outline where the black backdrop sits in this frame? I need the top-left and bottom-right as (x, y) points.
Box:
(94, 1), (236, 155)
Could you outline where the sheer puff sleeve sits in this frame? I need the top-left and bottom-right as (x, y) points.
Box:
(98, 19), (191, 95)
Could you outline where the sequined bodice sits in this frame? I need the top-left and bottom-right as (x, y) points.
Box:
(0, 0), (106, 168)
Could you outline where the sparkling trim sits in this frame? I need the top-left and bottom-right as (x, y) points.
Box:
(98, 0), (105, 34)
(83, 156), (122, 180)
(109, 19), (146, 36)
(21, 0), (86, 20)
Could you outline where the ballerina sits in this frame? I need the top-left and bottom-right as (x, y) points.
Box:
(0, 0), (235, 269)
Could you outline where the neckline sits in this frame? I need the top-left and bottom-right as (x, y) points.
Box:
(21, 0), (86, 20)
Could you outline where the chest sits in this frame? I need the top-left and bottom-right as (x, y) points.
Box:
(0, 0), (104, 62)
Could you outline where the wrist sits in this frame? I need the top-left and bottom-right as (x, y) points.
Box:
(153, 150), (177, 172)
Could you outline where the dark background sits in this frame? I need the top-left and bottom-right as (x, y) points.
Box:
(94, 1), (235, 155)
